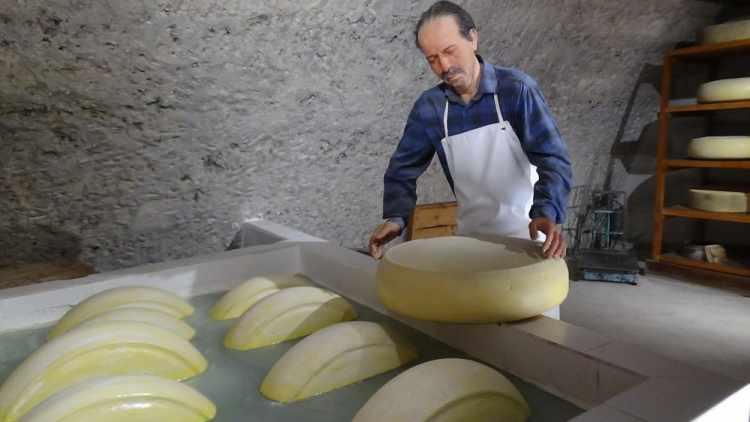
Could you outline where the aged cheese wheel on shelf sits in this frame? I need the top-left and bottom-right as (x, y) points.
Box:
(260, 321), (417, 403)
(223, 286), (357, 350)
(376, 236), (568, 323)
(687, 136), (750, 159)
(353, 358), (530, 422)
(689, 189), (749, 213)
(702, 19), (750, 44)
(697, 77), (750, 103)
(20, 375), (216, 422)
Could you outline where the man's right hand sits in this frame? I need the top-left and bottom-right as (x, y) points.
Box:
(368, 222), (402, 259)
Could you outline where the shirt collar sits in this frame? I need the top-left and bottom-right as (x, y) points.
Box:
(443, 54), (496, 105)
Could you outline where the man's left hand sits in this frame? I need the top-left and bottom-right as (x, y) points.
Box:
(528, 217), (566, 259)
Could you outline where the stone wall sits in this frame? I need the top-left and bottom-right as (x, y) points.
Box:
(0, 0), (723, 270)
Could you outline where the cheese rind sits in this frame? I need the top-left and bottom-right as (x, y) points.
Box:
(0, 321), (207, 422)
(19, 375), (216, 422)
(68, 308), (196, 340)
(702, 19), (750, 44)
(209, 273), (311, 320)
(697, 78), (750, 103)
(224, 286), (357, 350)
(687, 136), (750, 159)
(353, 358), (530, 422)
(689, 189), (749, 213)
(48, 286), (193, 339)
(260, 321), (417, 403)
(377, 236), (569, 323)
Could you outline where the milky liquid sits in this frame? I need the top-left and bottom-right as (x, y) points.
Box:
(0, 292), (583, 421)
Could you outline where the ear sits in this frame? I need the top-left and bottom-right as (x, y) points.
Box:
(469, 29), (478, 51)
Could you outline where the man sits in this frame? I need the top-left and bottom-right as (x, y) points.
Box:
(369, 1), (572, 259)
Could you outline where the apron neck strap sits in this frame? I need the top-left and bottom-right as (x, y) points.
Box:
(443, 94), (504, 140)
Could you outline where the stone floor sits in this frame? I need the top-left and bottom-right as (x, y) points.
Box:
(562, 271), (750, 382)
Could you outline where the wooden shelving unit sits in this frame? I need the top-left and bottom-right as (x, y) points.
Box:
(651, 39), (750, 278)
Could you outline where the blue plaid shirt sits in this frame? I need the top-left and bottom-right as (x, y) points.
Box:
(383, 56), (572, 227)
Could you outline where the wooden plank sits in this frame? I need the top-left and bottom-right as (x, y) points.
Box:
(669, 39), (750, 60)
(662, 207), (750, 224)
(651, 55), (673, 260)
(410, 225), (456, 240)
(0, 260), (94, 290)
(647, 258), (750, 294)
(665, 159), (750, 169)
(658, 254), (750, 278)
(668, 100), (750, 114)
(409, 201), (458, 229)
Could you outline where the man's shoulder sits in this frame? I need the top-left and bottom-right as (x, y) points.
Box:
(491, 65), (539, 93)
(410, 85), (445, 118)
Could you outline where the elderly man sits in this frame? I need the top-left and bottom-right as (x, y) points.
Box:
(369, 1), (572, 259)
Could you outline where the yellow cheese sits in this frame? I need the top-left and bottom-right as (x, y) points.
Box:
(377, 236), (568, 323)
(48, 286), (193, 339)
(209, 273), (311, 320)
(353, 358), (530, 422)
(224, 286), (356, 350)
(0, 321), (207, 422)
(689, 189), (749, 213)
(68, 308), (196, 340)
(697, 78), (750, 103)
(19, 375), (215, 422)
(687, 136), (750, 159)
(702, 19), (750, 44)
(260, 321), (417, 403)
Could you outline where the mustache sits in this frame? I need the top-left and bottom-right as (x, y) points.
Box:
(441, 67), (463, 81)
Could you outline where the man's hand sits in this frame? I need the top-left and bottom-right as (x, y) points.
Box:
(368, 222), (402, 259)
(529, 217), (566, 259)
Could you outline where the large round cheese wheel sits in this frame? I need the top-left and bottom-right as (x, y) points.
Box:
(376, 236), (569, 323)
(703, 19), (750, 44)
(689, 189), (749, 213)
(697, 78), (750, 103)
(687, 136), (750, 159)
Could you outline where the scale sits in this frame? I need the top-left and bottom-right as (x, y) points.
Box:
(569, 190), (640, 285)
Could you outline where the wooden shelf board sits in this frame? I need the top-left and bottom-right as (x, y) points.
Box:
(669, 39), (750, 60)
(662, 207), (750, 224)
(665, 159), (750, 169)
(667, 100), (750, 114)
(657, 254), (750, 278)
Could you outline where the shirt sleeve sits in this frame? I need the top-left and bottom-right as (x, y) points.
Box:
(382, 98), (436, 223)
(510, 79), (573, 224)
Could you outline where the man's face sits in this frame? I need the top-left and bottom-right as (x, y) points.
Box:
(418, 16), (478, 94)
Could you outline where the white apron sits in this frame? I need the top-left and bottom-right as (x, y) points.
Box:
(441, 94), (539, 239)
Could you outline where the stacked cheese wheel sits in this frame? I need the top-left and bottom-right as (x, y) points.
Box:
(702, 19), (750, 44)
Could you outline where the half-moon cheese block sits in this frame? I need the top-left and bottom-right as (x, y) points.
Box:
(689, 189), (749, 213)
(687, 136), (750, 159)
(377, 236), (568, 323)
(697, 77), (750, 103)
(48, 286), (194, 339)
(260, 321), (417, 403)
(209, 273), (311, 320)
(353, 358), (530, 422)
(19, 375), (216, 422)
(0, 321), (207, 422)
(223, 286), (357, 350)
(703, 19), (750, 44)
(67, 308), (196, 340)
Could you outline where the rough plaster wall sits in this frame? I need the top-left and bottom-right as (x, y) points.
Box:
(0, 0), (722, 270)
